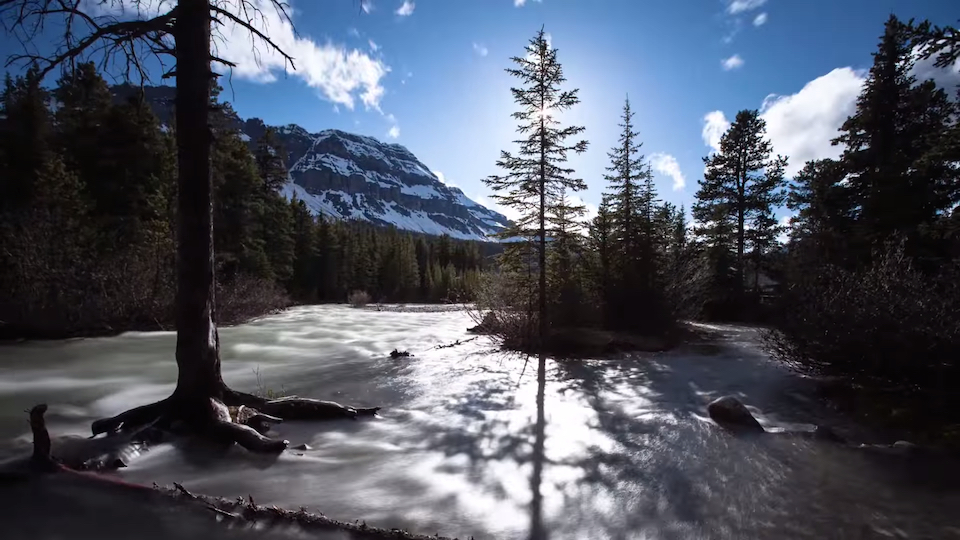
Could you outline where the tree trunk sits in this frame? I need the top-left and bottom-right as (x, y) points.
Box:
(172, 0), (223, 408)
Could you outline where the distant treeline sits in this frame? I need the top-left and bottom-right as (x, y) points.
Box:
(0, 63), (493, 339)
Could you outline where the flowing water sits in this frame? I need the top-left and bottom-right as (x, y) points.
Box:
(1, 305), (959, 539)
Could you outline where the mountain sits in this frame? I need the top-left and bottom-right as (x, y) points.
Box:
(114, 84), (509, 241)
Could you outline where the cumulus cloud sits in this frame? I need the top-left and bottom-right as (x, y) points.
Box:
(473, 42), (489, 57)
(753, 12), (768, 26)
(727, 0), (766, 14)
(760, 67), (865, 176)
(911, 48), (960, 91)
(650, 153), (686, 191)
(80, 0), (391, 111)
(387, 125), (400, 139)
(396, 0), (415, 16)
(722, 54), (745, 71)
(700, 68), (866, 177)
(701, 111), (731, 153)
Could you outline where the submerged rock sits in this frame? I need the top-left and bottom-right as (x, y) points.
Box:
(707, 396), (765, 433)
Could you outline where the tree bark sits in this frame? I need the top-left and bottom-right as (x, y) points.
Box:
(172, 0), (223, 409)
(87, 0), (382, 454)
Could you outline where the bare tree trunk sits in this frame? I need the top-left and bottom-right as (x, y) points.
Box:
(171, 0), (223, 408)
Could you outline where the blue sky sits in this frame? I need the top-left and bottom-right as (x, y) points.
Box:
(3, 0), (959, 225)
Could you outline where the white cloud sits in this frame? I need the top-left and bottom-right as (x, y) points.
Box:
(753, 12), (768, 26)
(191, 0), (391, 111)
(473, 42), (489, 57)
(727, 0), (766, 14)
(348, 27), (361, 38)
(396, 0), (415, 16)
(911, 47), (960, 92)
(361, 0), (374, 13)
(701, 68), (867, 177)
(722, 54), (745, 71)
(387, 125), (400, 139)
(514, 0), (543, 6)
(650, 153), (686, 191)
(368, 39), (380, 52)
(760, 67), (865, 176)
(701, 111), (731, 153)
(432, 170), (459, 188)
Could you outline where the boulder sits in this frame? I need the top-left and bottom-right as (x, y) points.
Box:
(707, 396), (765, 433)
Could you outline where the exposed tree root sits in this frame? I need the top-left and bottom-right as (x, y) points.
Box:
(91, 399), (170, 437)
(17, 405), (459, 540)
(88, 384), (382, 455)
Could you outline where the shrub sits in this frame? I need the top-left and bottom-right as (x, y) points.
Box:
(348, 289), (371, 308)
(765, 241), (960, 402)
(217, 274), (291, 325)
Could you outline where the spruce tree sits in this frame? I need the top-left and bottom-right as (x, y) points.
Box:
(834, 15), (958, 257)
(696, 109), (787, 316)
(484, 27), (588, 346)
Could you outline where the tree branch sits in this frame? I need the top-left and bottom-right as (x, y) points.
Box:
(209, 3), (295, 71)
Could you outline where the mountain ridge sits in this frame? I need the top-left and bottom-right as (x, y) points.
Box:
(113, 84), (509, 241)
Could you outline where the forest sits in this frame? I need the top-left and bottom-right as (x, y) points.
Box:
(0, 8), (958, 437)
(476, 15), (959, 438)
(0, 65), (489, 339)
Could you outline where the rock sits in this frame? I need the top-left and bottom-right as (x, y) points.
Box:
(292, 443), (311, 451)
(389, 349), (411, 359)
(707, 396), (765, 433)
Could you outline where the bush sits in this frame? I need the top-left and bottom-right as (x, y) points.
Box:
(765, 241), (960, 411)
(348, 289), (371, 308)
(217, 274), (291, 325)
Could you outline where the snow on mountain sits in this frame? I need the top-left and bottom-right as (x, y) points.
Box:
(111, 84), (510, 241)
(265, 127), (510, 241)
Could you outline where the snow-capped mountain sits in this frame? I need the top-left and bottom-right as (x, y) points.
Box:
(114, 84), (509, 241)
(262, 125), (509, 241)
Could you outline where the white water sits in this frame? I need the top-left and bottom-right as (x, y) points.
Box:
(2, 306), (960, 539)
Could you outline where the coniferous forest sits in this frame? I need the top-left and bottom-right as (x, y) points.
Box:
(0, 64), (489, 339)
(475, 17), (960, 433)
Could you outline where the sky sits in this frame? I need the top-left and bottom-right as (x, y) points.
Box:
(2, 0), (959, 227)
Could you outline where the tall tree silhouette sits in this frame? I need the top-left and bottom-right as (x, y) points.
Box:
(1, 0), (380, 453)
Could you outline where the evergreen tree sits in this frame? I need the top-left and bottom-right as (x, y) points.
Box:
(588, 196), (615, 325)
(834, 15), (958, 257)
(786, 159), (855, 266)
(695, 109), (787, 316)
(484, 27), (588, 345)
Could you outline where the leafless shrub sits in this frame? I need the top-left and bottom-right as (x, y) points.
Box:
(347, 289), (371, 308)
(764, 241), (960, 394)
(217, 274), (290, 325)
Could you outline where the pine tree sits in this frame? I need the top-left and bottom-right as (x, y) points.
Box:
(786, 159), (855, 266)
(834, 15), (958, 256)
(484, 27), (588, 346)
(696, 109), (787, 316)
(546, 187), (587, 326)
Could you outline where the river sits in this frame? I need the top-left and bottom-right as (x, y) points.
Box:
(1, 305), (959, 539)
